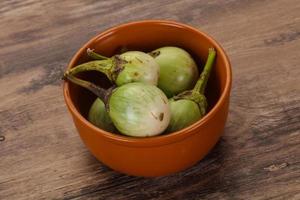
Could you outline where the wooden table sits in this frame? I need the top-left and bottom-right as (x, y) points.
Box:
(1, 0), (299, 199)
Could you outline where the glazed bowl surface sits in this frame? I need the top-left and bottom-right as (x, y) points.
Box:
(63, 20), (232, 177)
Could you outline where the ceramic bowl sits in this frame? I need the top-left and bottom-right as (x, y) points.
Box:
(63, 20), (232, 177)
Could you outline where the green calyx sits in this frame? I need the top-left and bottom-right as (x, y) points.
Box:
(174, 91), (207, 116)
(66, 49), (126, 83)
(173, 48), (216, 115)
(114, 51), (159, 86)
(67, 49), (159, 87)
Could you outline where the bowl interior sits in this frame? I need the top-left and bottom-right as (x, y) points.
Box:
(68, 21), (227, 135)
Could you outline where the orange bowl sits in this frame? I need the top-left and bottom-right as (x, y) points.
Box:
(63, 20), (232, 177)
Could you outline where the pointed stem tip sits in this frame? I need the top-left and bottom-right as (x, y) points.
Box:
(87, 48), (109, 60)
(193, 47), (216, 95)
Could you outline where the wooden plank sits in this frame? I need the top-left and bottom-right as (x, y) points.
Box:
(0, 0), (299, 199)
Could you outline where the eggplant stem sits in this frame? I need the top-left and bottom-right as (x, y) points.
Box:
(63, 72), (108, 104)
(87, 48), (109, 60)
(67, 60), (114, 81)
(192, 48), (216, 95)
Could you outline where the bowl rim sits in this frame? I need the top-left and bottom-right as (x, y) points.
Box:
(63, 19), (232, 147)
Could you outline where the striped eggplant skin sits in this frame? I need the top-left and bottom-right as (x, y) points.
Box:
(150, 46), (199, 98)
(167, 99), (202, 133)
(115, 51), (160, 86)
(108, 82), (170, 137)
(88, 98), (115, 132)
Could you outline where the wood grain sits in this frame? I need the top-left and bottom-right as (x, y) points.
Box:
(0, 0), (300, 199)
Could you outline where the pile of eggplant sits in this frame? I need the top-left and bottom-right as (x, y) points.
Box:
(64, 46), (216, 137)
